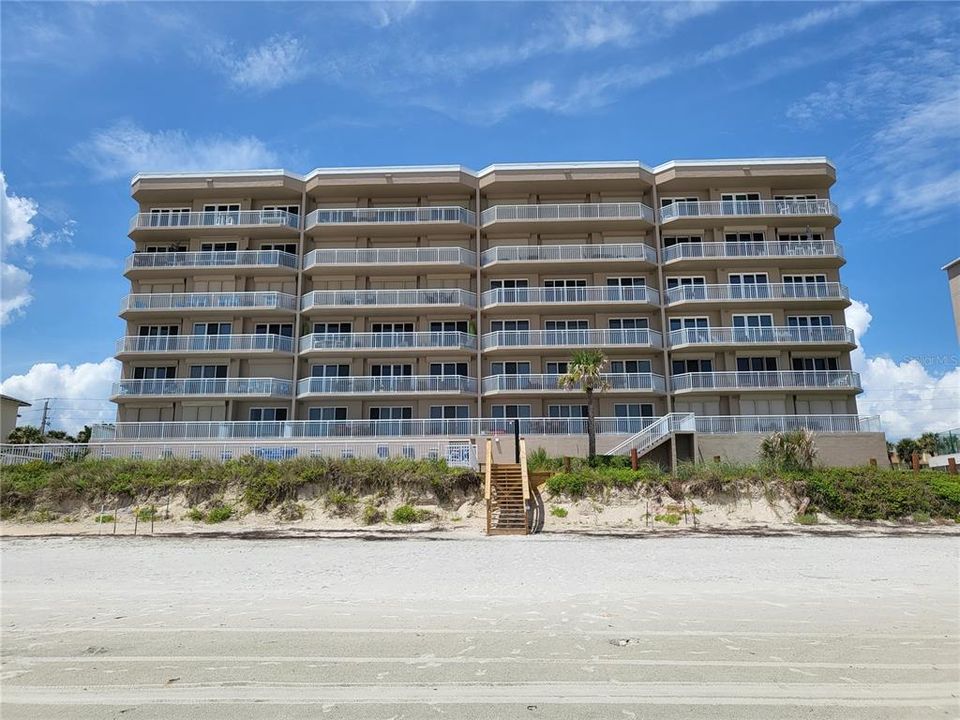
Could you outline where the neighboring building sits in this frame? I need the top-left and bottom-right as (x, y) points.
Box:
(0, 394), (31, 442)
(943, 258), (960, 344)
(106, 158), (885, 465)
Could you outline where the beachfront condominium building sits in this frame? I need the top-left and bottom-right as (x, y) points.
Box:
(111, 157), (864, 445)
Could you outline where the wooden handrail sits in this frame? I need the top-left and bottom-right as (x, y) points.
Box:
(484, 438), (493, 501)
(519, 438), (531, 501)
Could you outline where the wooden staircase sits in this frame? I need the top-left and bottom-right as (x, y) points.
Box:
(485, 438), (530, 535)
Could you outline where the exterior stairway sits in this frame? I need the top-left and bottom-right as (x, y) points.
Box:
(485, 438), (531, 535)
(604, 412), (697, 459)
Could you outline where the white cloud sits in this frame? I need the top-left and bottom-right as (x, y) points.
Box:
(71, 120), (279, 180)
(0, 358), (120, 435)
(1, 172), (39, 250)
(0, 262), (33, 326)
(214, 34), (308, 92)
(369, 0), (419, 28)
(847, 299), (960, 439)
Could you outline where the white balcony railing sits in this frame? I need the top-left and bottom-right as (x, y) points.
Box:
(664, 282), (848, 305)
(129, 210), (299, 233)
(301, 289), (476, 311)
(121, 292), (298, 313)
(659, 198), (839, 222)
(125, 250), (298, 272)
(116, 334), (295, 354)
(671, 370), (861, 392)
(481, 202), (655, 226)
(482, 373), (666, 393)
(482, 328), (662, 351)
(112, 378), (293, 398)
(481, 285), (659, 308)
(662, 240), (843, 263)
(695, 415), (882, 434)
(297, 375), (477, 395)
(303, 247), (476, 269)
(305, 206), (475, 228)
(480, 243), (657, 266)
(667, 326), (856, 348)
(300, 331), (477, 353)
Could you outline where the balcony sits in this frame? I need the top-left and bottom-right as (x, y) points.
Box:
(671, 370), (862, 393)
(482, 373), (666, 395)
(481, 285), (660, 312)
(112, 377), (293, 400)
(120, 292), (298, 317)
(128, 210), (300, 240)
(481, 242), (657, 269)
(667, 326), (856, 349)
(125, 250), (298, 277)
(303, 247), (475, 275)
(482, 328), (663, 352)
(695, 414), (882, 434)
(663, 282), (849, 307)
(304, 206), (475, 236)
(300, 289), (476, 314)
(116, 334), (294, 358)
(658, 198), (840, 227)
(480, 202), (655, 232)
(300, 331), (477, 354)
(297, 375), (477, 397)
(662, 240), (843, 266)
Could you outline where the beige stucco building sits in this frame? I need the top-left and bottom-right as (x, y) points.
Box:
(0, 394), (31, 441)
(944, 257), (960, 344)
(104, 158), (886, 464)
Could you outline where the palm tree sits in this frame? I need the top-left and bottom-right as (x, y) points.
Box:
(917, 432), (940, 457)
(558, 349), (609, 459)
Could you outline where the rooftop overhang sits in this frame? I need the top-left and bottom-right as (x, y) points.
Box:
(653, 158), (837, 192)
(131, 171), (304, 203)
(477, 162), (655, 193)
(304, 166), (477, 199)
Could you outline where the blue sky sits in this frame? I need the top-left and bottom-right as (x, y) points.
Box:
(1, 1), (958, 437)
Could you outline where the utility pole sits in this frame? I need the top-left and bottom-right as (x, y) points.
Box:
(38, 398), (51, 437)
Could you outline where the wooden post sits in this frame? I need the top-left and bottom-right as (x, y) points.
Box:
(948, 458), (957, 475)
(713, 455), (721, 463)
(563, 456), (571, 472)
(133, 512), (139, 536)
(912, 452), (920, 476)
(151, 509), (155, 535)
(113, 501), (118, 535)
(98, 503), (104, 536)
(165, 496), (171, 520)
(869, 458), (877, 467)
(630, 448), (638, 470)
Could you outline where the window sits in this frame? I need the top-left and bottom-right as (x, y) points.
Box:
(193, 322), (232, 335)
(138, 325), (178, 336)
(662, 235), (702, 247)
(200, 242), (238, 252)
(490, 279), (528, 289)
(189, 365), (227, 378)
(666, 276), (706, 289)
(255, 323), (293, 336)
(615, 403), (654, 417)
(545, 362), (569, 374)
(203, 203), (240, 212)
(203, 204), (241, 225)
(607, 277), (645, 287)
(792, 357), (839, 371)
(312, 364), (350, 377)
(261, 242), (297, 254)
(660, 197), (698, 207)
(668, 317), (708, 331)
(610, 360), (651, 373)
(729, 273), (769, 299)
(490, 361), (531, 375)
(720, 193), (761, 202)
(490, 320), (529, 332)
(544, 320), (589, 330)
(732, 314), (774, 328)
(429, 363), (468, 376)
(262, 205), (300, 215)
(724, 232), (765, 243)
(372, 322), (414, 333)
(369, 407), (413, 420)
(133, 366), (175, 379)
(431, 321), (469, 333)
(143, 244), (186, 252)
(147, 208), (191, 227)
(672, 359), (713, 374)
(548, 405), (588, 418)
(787, 315), (833, 327)
(778, 232), (824, 242)
(491, 405), (531, 419)
(308, 407), (347, 421)
(249, 408), (288, 422)
(313, 322), (352, 334)
(774, 194), (817, 201)
(544, 279), (586, 288)
(430, 406), (470, 419)
(371, 364), (412, 377)
(729, 273), (769, 284)
(736, 357), (778, 371)
(609, 318), (649, 330)
(783, 274), (827, 283)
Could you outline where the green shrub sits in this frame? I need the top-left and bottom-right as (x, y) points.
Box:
(392, 504), (431, 524)
(135, 505), (157, 521)
(362, 503), (385, 525)
(324, 489), (358, 516)
(94, 514), (114, 524)
(30, 508), (57, 522)
(760, 430), (818, 471)
(276, 500), (306, 521)
(912, 511), (931, 523)
(654, 513), (681, 525)
(549, 506), (568, 518)
(186, 507), (205, 522)
(204, 504), (233, 524)
(795, 513), (818, 525)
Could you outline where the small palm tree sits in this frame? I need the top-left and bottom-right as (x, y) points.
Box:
(558, 349), (609, 459)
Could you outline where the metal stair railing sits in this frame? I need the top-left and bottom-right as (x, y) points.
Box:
(604, 413), (696, 456)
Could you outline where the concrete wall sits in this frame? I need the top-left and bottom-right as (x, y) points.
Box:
(695, 432), (889, 468)
(0, 398), (25, 442)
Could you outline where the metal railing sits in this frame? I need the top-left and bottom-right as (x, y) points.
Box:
(695, 415), (882, 434)
(482, 373), (666, 393)
(301, 288), (477, 310)
(116, 334), (295, 354)
(481, 285), (660, 308)
(126, 250), (298, 272)
(1, 440), (478, 469)
(112, 378), (293, 397)
(671, 370), (862, 392)
(121, 292), (298, 313)
(659, 198), (839, 222)
(662, 240), (843, 263)
(481, 243), (657, 266)
(300, 331), (477, 353)
(481, 202), (655, 225)
(667, 326), (855, 348)
(303, 247), (476, 269)
(605, 412), (696, 456)
(129, 209), (299, 232)
(664, 282), (848, 305)
(297, 375), (478, 395)
(305, 206), (475, 228)
(482, 328), (662, 350)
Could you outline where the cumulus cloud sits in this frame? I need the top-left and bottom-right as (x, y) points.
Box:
(213, 34), (308, 92)
(1, 172), (39, 249)
(846, 299), (960, 439)
(71, 120), (279, 180)
(369, 0), (419, 28)
(0, 262), (33, 325)
(0, 357), (120, 435)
